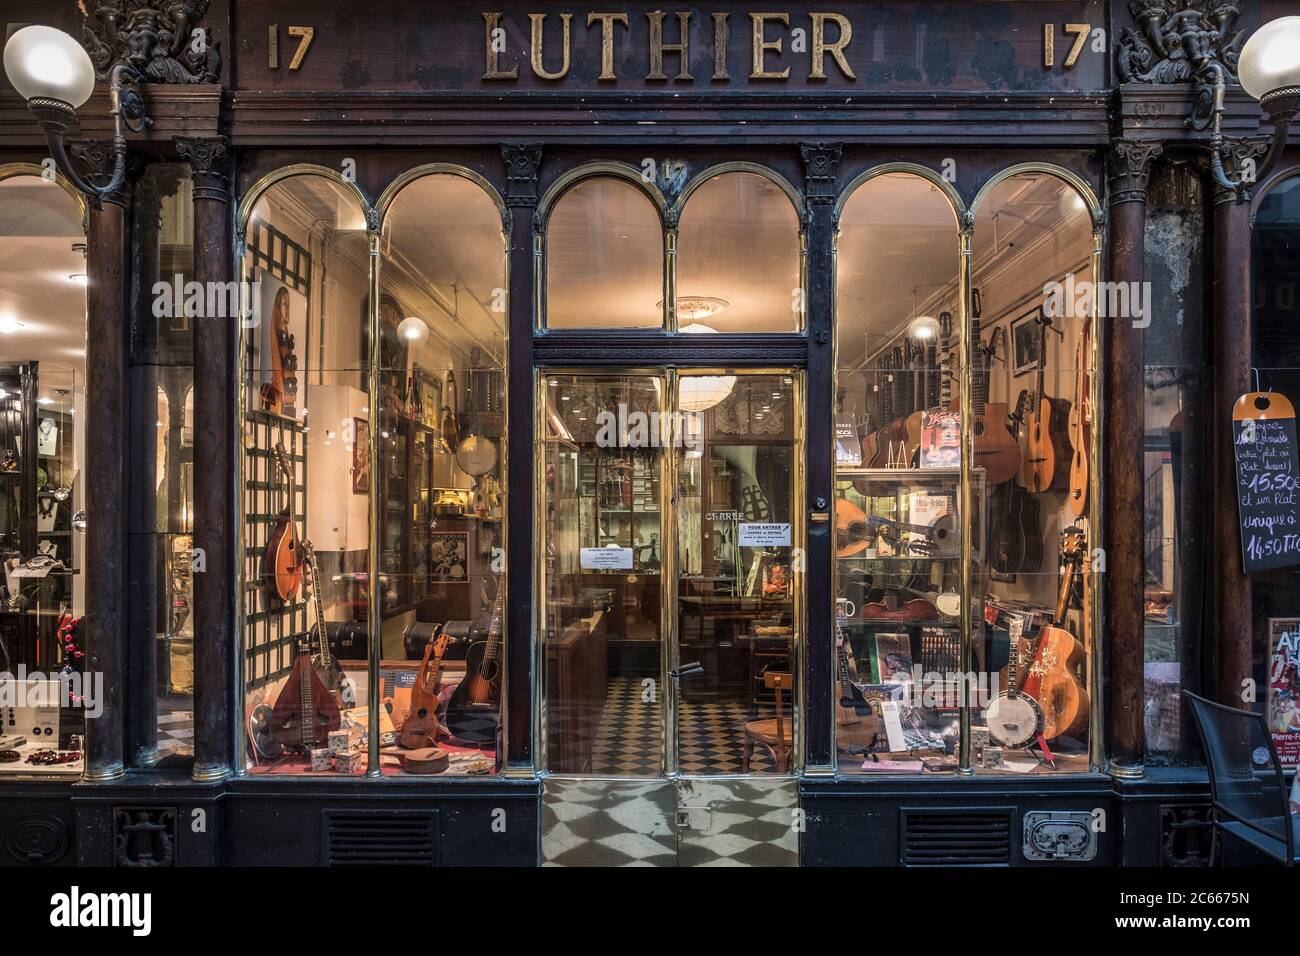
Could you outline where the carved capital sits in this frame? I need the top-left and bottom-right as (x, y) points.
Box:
(1211, 135), (1269, 205)
(174, 136), (229, 203)
(501, 143), (543, 208)
(1109, 139), (1164, 205)
(799, 143), (842, 205)
(68, 139), (133, 208)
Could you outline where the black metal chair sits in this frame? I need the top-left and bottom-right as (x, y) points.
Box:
(1183, 690), (1298, 866)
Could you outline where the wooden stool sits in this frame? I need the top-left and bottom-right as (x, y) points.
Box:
(742, 671), (793, 773)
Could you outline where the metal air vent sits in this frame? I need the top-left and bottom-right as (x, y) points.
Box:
(902, 809), (1012, 866)
(324, 810), (437, 866)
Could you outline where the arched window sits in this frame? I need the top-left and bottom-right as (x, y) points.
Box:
(676, 170), (802, 332)
(545, 175), (663, 329)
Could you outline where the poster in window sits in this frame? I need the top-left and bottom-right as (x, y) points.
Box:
(429, 532), (468, 581)
(1267, 618), (1300, 766)
(255, 271), (308, 420)
(351, 418), (369, 494)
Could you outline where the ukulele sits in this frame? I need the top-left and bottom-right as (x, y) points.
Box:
(960, 314), (1019, 484)
(984, 616), (1045, 749)
(270, 631), (342, 752)
(302, 539), (353, 706)
(445, 581), (504, 744)
(1020, 313), (1074, 493)
(399, 633), (450, 749)
(1023, 529), (1090, 740)
(262, 442), (304, 602)
(1067, 314), (1092, 516)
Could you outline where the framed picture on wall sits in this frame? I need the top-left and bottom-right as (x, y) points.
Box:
(255, 270), (309, 418)
(412, 365), (442, 435)
(1009, 307), (1042, 378)
(351, 418), (369, 494)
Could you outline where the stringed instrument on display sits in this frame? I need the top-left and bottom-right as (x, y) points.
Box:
(1022, 528), (1090, 740)
(399, 633), (450, 749)
(1020, 313), (1074, 493)
(983, 618), (1045, 749)
(1068, 313), (1092, 516)
(960, 314), (1019, 484)
(262, 442), (304, 602)
(865, 353), (896, 468)
(301, 539), (353, 705)
(835, 619), (880, 754)
(990, 394), (1043, 575)
(270, 631), (342, 751)
(835, 496), (957, 559)
(445, 581), (504, 744)
(442, 368), (461, 452)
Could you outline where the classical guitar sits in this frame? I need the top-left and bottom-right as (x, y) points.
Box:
(270, 631), (342, 752)
(983, 618), (1045, 749)
(399, 633), (450, 749)
(444, 582), (504, 745)
(1023, 528), (1090, 740)
(302, 539), (354, 706)
(958, 315), (1019, 484)
(990, 395), (1043, 575)
(1067, 314), (1092, 516)
(1020, 313), (1074, 493)
(262, 442), (304, 602)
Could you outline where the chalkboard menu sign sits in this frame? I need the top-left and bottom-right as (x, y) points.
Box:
(1233, 392), (1300, 573)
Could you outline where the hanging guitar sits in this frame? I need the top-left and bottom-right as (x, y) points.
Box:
(960, 315), (1019, 484)
(262, 441), (304, 602)
(444, 580), (504, 745)
(270, 630), (342, 752)
(1068, 313), (1092, 516)
(1020, 312), (1073, 493)
(990, 394), (1043, 575)
(441, 368), (461, 452)
(301, 539), (355, 707)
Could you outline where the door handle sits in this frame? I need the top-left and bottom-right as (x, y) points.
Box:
(670, 661), (703, 680)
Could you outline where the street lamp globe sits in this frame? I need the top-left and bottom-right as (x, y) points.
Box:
(3, 26), (95, 110)
(1239, 17), (1300, 104)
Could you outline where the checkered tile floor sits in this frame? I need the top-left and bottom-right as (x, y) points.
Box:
(590, 676), (777, 775)
(157, 705), (194, 756)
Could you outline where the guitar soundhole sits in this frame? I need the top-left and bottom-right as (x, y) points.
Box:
(974, 420), (985, 436)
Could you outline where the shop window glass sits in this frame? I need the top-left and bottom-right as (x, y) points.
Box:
(676, 171), (802, 332)
(546, 176), (664, 329)
(969, 172), (1095, 774)
(130, 162), (196, 768)
(834, 173), (961, 774)
(0, 173), (89, 773)
(376, 172), (506, 776)
(240, 173), (372, 776)
(1251, 172), (1300, 753)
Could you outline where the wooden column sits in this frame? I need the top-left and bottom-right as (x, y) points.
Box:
(79, 155), (131, 782)
(799, 143), (841, 772)
(1211, 139), (1268, 707)
(501, 143), (542, 774)
(176, 136), (235, 781)
(1105, 139), (1161, 778)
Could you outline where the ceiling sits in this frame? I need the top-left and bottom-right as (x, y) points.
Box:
(0, 176), (87, 402)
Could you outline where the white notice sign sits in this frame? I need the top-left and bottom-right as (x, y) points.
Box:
(580, 546), (634, 570)
(738, 523), (791, 547)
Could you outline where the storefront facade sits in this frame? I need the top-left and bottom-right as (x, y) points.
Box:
(0, 0), (1297, 867)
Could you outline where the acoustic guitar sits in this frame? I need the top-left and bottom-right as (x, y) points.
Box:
(1067, 314), (1092, 516)
(962, 314), (1019, 484)
(834, 496), (957, 559)
(302, 539), (354, 706)
(1020, 313), (1074, 493)
(445, 582), (504, 744)
(1023, 529), (1090, 740)
(835, 619), (880, 755)
(262, 442), (304, 602)
(990, 395), (1043, 576)
(270, 632), (342, 752)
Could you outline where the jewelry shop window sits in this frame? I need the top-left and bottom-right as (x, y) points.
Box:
(833, 168), (1099, 775)
(0, 170), (89, 774)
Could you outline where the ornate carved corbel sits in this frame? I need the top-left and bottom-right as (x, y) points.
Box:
(799, 142), (842, 206)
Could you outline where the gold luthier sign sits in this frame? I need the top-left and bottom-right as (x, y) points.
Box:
(482, 11), (857, 81)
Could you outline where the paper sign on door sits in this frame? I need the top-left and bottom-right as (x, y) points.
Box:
(580, 546), (634, 570)
(738, 523), (791, 547)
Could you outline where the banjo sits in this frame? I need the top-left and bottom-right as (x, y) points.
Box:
(983, 617), (1044, 749)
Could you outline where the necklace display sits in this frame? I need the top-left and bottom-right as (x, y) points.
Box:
(25, 750), (80, 766)
(0, 750), (20, 763)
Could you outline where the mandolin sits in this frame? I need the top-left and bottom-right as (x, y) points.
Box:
(262, 442), (304, 602)
(445, 581), (504, 745)
(1020, 313), (1074, 493)
(1022, 529), (1090, 740)
(1067, 314), (1092, 516)
(270, 632), (342, 751)
(399, 633), (450, 749)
